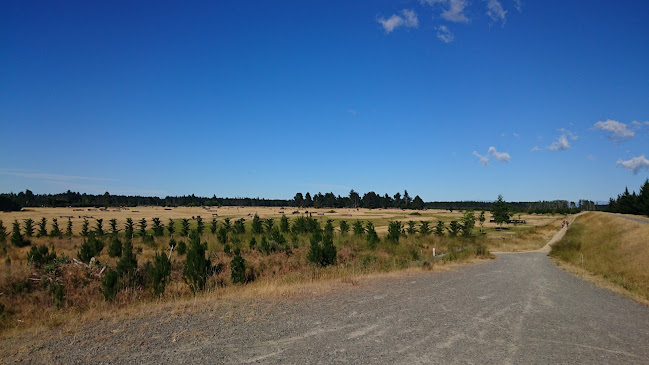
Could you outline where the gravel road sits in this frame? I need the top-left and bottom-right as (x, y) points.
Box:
(5, 238), (649, 363)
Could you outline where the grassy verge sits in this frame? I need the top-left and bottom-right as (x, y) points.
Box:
(550, 212), (649, 303)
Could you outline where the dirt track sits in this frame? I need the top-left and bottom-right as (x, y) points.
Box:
(3, 219), (649, 364)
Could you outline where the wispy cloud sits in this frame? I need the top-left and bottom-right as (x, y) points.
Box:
(488, 146), (510, 162)
(531, 146), (541, 152)
(616, 155), (649, 174)
(442, 0), (470, 23)
(594, 119), (634, 143)
(473, 151), (489, 166)
(486, 0), (507, 24)
(378, 9), (419, 33)
(436, 25), (455, 43)
(513, 0), (522, 12)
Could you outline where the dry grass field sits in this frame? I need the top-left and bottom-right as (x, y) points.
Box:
(0, 206), (567, 334)
(550, 212), (649, 302)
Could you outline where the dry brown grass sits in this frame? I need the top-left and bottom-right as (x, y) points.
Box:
(485, 215), (568, 252)
(550, 212), (649, 303)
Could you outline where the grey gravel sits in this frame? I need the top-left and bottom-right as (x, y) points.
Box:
(4, 252), (649, 364)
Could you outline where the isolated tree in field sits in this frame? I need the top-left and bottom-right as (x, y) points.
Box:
(353, 220), (365, 236)
(81, 218), (90, 237)
(339, 220), (349, 235)
(94, 218), (104, 236)
(50, 218), (62, 238)
(138, 218), (147, 237)
(478, 211), (486, 233)
(419, 221), (431, 236)
(0, 220), (6, 243)
(23, 218), (35, 237)
(12, 220), (28, 247)
(406, 221), (417, 235)
(196, 216), (204, 235)
(460, 210), (476, 237)
(230, 248), (246, 284)
(210, 218), (218, 234)
(447, 221), (461, 237)
(109, 218), (119, 235)
(37, 218), (48, 237)
(180, 218), (190, 237)
(167, 218), (175, 236)
(66, 218), (73, 236)
(411, 195), (425, 210)
(365, 222), (379, 248)
(435, 220), (445, 236)
(234, 218), (246, 234)
(294, 192), (304, 207)
(183, 231), (211, 294)
(491, 195), (511, 228)
(251, 214), (262, 234)
(387, 221), (403, 243)
(147, 251), (172, 296)
(403, 190), (412, 209)
(264, 218), (274, 233)
(124, 218), (134, 238)
(280, 215), (290, 233)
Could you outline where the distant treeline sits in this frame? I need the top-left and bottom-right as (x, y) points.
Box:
(607, 179), (649, 216)
(0, 189), (598, 214)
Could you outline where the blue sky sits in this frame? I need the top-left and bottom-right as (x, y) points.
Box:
(1, 0), (648, 202)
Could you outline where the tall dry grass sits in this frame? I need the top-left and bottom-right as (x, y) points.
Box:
(550, 212), (649, 302)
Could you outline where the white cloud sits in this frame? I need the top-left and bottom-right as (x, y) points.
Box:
(594, 119), (634, 143)
(378, 9), (419, 33)
(486, 0), (507, 24)
(402, 9), (419, 27)
(488, 146), (510, 162)
(513, 0), (522, 12)
(442, 0), (469, 22)
(616, 155), (649, 174)
(548, 134), (571, 151)
(436, 25), (455, 43)
(473, 151), (489, 166)
(513, 133), (519, 138)
(531, 146), (541, 152)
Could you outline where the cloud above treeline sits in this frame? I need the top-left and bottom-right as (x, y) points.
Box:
(594, 119), (635, 144)
(473, 146), (510, 166)
(617, 155), (649, 174)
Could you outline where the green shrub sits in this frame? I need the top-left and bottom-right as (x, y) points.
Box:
(230, 248), (246, 284)
(11, 220), (29, 247)
(183, 231), (211, 294)
(108, 235), (122, 258)
(116, 239), (138, 286)
(307, 232), (337, 267)
(365, 222), (379, 248)
(387, 221), (403, 243)
(27, 245), (57, 268)
(0, 220), (7, 243)
(176, 240), (187, 255)
(147, 251), (171, 296)
(49, 283), (65, 309)
(101, 268), (119, 301)
(249, 237), (257, 250)
(217, 226), (228, 244)
(36, 218), (48, 237)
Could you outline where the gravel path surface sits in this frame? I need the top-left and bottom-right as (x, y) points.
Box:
(4, 228), (649, 364)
